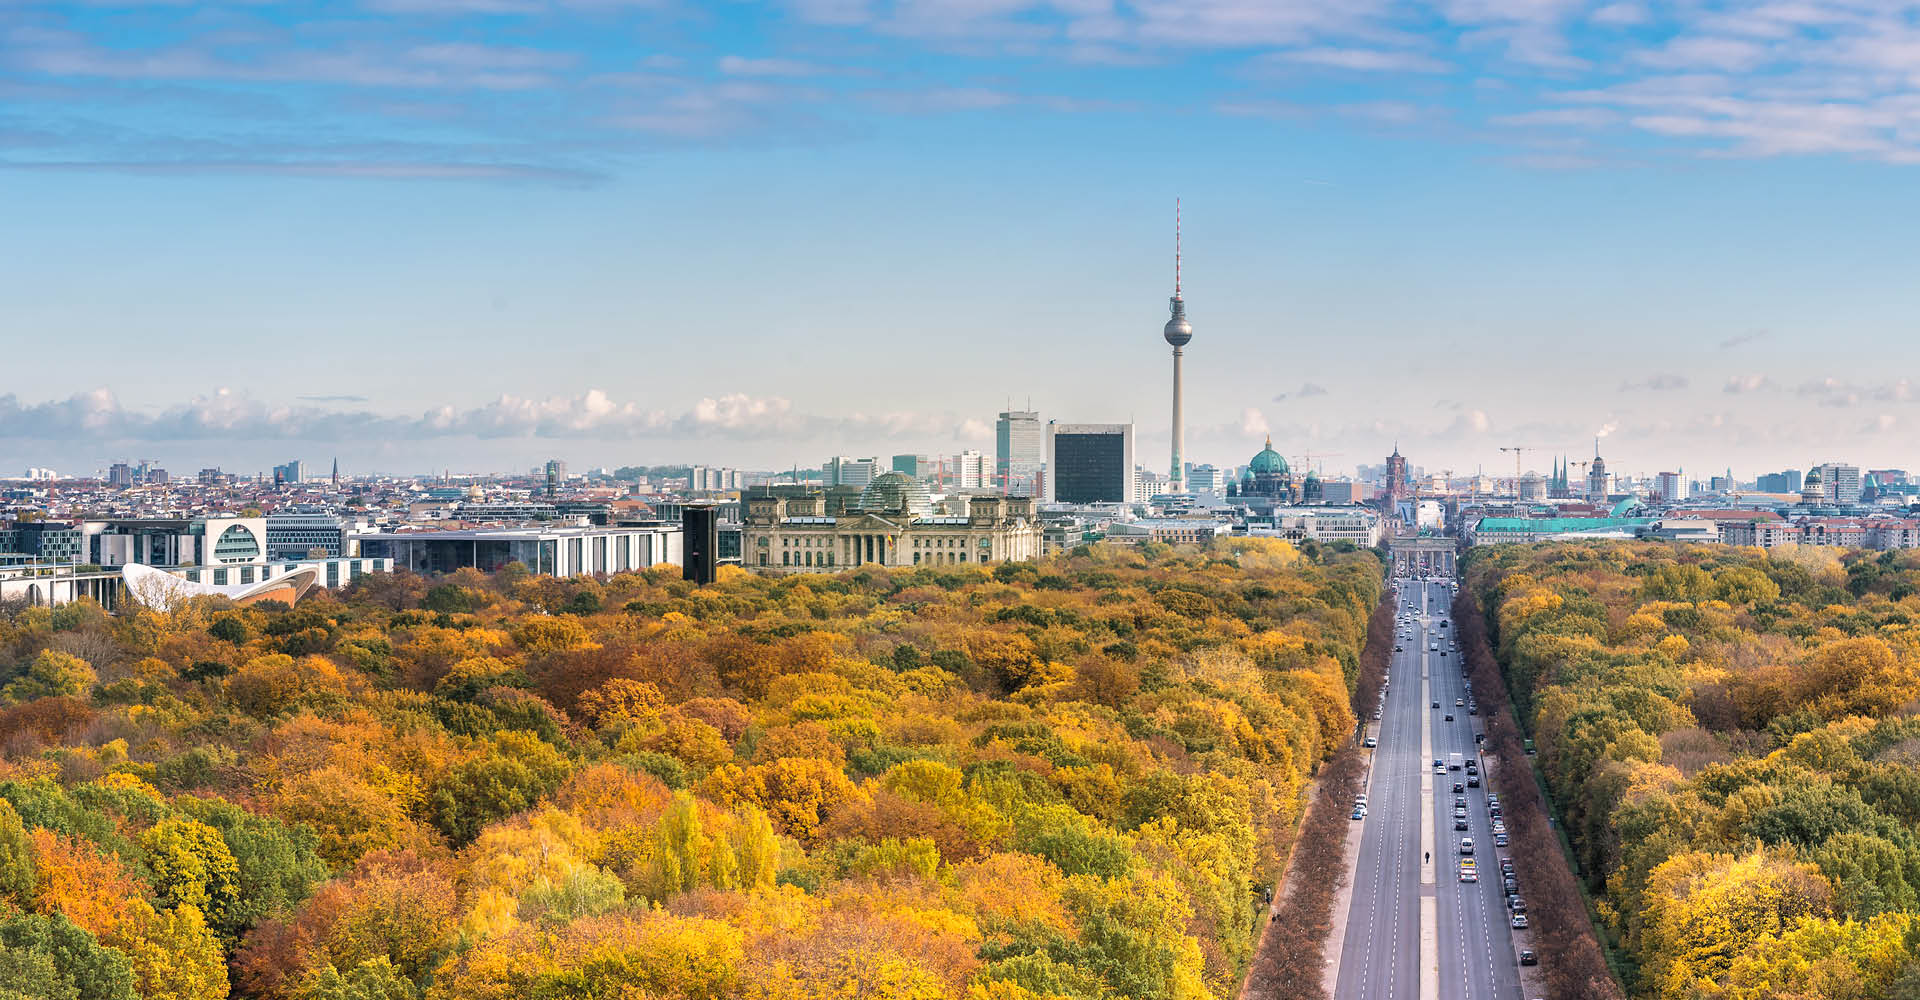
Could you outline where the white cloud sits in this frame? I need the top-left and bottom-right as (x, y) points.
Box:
(1797, 377), (1913, 408)
(1620, 373), (1688, 391)
(1724, 374), (1773, 393)
(1275, 47), (1451, 73)
(0, 388), (986, 446)
(719, 56), (826, 77)
(1240, 407), (1271, 436)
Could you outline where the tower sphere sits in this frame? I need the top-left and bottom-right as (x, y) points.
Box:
(1164, 307), (1192, 347)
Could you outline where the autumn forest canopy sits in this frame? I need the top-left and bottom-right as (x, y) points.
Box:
(0, 538), (1380, 1000)
(1470, 542), (1920, 1000)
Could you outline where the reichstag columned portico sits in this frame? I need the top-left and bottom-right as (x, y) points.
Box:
(743, 473), (1041, 574)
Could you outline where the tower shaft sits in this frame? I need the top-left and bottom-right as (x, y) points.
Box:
(1170, 347), (1184, 492)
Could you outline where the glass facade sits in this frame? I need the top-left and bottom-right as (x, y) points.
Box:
(1052, 432), (1127, 504)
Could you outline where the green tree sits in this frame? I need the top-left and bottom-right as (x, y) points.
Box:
(176, 796), (328, 935)
(3, 653), (94, 704)
(290, 959), (419, 1000)
(139, 818), (242, 934)
(427, 731), (571, 845)
(0, 800), (36, 905)
(0, 913), (134, 1000)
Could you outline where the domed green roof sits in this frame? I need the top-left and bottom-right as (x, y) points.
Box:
(1248, 436), (1288, 475)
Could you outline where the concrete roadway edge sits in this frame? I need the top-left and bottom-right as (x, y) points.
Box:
(1318, 592), (1441, 998)
(1310, 587), (1400, 997)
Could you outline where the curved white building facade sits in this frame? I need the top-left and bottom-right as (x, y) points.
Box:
(122, 562), (320, 610)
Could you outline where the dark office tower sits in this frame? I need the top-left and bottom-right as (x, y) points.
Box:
(1044, 423), (1136, 504)
(683, 504), (720, 585)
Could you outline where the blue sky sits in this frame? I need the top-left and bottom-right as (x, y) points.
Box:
(3, 0), (1919, 479)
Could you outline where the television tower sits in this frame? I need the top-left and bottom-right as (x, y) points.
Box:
(1163, 199), (1192, 493)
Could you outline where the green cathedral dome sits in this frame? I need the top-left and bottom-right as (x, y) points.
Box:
(1248, 436), (1289, 475)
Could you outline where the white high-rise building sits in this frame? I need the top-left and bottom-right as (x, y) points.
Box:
(996, 410), (1043, 496)
(953, 451), (991, 489)
(1816, 463), (1862, 503)
(823, 457), (878, 489)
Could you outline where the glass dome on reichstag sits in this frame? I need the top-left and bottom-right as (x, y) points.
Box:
(859, 472), (933, 519)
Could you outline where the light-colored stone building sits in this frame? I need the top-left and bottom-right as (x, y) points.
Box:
(743, 472), (1041, 573)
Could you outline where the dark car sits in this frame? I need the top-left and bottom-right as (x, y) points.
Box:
(1456, 818), (1470, 830)
(1467, 774), (1481, 787)
(1445, 713), (1454, 721)
(1504, 879), (1519, 895)
(1452, 782), (1465, 794)
(1519, 950), (1537, 966)
(1432, 701), (1440, 708)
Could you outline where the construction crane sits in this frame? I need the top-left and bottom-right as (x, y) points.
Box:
(1498, 446), (1539, 486)
(1290, 450), (1344, 474)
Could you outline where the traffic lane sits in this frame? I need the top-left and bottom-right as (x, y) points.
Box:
(1430, 602), (1521, 1000)
(1336, 600), (1424, 999)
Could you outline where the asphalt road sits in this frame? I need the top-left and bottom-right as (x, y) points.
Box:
(1334, 574), (1523, 1000)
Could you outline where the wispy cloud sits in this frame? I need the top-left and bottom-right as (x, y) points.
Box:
(1797, 377), (1913, 408)
(1273, 382), (1330, 402)
(1620, 373), (1688, 391)
(1718, 330), (1767, 349)
(0, 388), (985, 444)
(12, 0), (1920, 182)
(1724, 374), (1773, 393)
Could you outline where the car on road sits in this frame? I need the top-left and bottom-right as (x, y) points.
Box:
(1459, 867), (1477, 882)
(1444, 713), (1454, 721)
(1468, 774), (1481, 787)
(1351, 808), (1364, 821)
(1504, 879), (1519, 895)
(1511, 913), (1529, 929)
(1432, 701), (1440, 708)
(1459, 838), (1474, 854)
(1519, 950), (1537, 966)
(1372, 710), (1382, 720)
(1452, 782), (1464, 794)
(1364, 736), (1377, 748)
(1394, 646), (1403, 652)
(1433, 759), (1445, 773)
(1456, 817), (1469, 830)
(1455, 698), (1465, 707)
